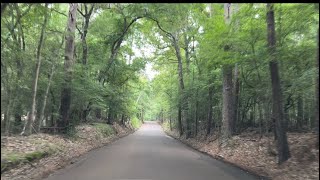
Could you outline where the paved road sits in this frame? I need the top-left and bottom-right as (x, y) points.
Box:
(45, 121), (259, 180)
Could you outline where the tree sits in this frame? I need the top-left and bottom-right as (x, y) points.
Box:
(316, 28), (319, 148)
(221, 3), (235, 140)
(21, 3), (49, 136)
(77, 3), (95, 65)
(1, 4), (318, 157)
(266, 3), (290, 164)
(57, 3), (78, 131)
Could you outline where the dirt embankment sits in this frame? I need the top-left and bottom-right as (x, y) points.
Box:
(162, 123), (319, 180)
(1, 122), (135, 180)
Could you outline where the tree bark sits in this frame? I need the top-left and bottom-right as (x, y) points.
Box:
(296, 95), (303, 131)
(173, 35), (185, 137)
(3, 89), (11, 135)
(95, 108), (102, 119)
(315, 28), (319, 148)
(21, 3), (49, 136)
(58, 3), (77, 131)
(206, 84), (214, 136)
(169, 114), (172, 131)
(195, 88), (199, 136)
(222, 64), (234, 139)
(78, 4), (94, 65)
(37, 65), (55, 132)
(221, 4), (235, 140)
(183, 33), (192, 139)
(184, 34), (190, 74)
(82, 102), (92, 122)
(178, 106), (183, 136)
(107, 108), (113, 124)
(258, 103), (263, 138)
(234, 63), (240, 133)
(267, 3), (290, 164)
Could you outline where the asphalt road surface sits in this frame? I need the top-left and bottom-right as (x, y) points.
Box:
(44, 121), (259, 180)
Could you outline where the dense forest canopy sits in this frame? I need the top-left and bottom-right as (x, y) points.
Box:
(1, 3), (319, 164)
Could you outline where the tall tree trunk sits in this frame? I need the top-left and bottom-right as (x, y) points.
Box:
(206, 84), (214, 136)
(222, 64), (234, 139)
(21, 3), (49, 136)
(195, 88), (199, 136)
(14, 104), (22, 130)
(315, 28), (319, 148)
(296, 95), (303, 131)
(37, 65), (55, 132)
(3, 90), (11, 135)
(234, 63), (240, 133)
(141, 108), (144, 123)
(178, 106), (183, 136)
(267, 3), (290, 164)
(121, 114), (125, 125)
(183, 33), (192, 139)
(173, 36), (185, 137)
(49, 89), (55, 127)
(232, 4), (240, 134)
(284, 95), (292, 131)
(107, 107), (113, 124)
(58, 3), (77, 131)
(95, 109), (101, 119)
(169, 114), (172, 131)
(258, 103), (263, 138)
(221, 4), (235, 140)
(184, 34), (190, 74)
(82, 102), (92, 122)
(8, 4), (28, 133)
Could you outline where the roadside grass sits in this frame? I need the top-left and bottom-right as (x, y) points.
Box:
(131, 116), (142, 129)
(1, 145), (58, 173)
(1, 122), (131, 175)
(92, 123), (115, 138)
(162, 121), (170, 131)
(161, 120), (176, 131)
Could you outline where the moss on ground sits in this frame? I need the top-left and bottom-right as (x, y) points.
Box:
(1, 153), (24, 173)
(24, 151), (48, 162)
(1, 145), (57, 174)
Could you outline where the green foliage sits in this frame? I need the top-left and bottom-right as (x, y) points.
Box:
(24, 151), (49, 162)
(1, 3), (318, 137)
(131, 116), (142, 129)
(92, 123), (115, 137)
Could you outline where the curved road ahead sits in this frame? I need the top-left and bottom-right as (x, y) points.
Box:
(45, 121), (258, 180)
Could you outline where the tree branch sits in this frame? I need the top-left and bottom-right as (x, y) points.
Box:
(111, 16), (143, 53)
(146, 16), (175, 40)
(76, 24), (83, 36)
(77, 7), (85, 17)
(88, 4), (95, 15)
(52, 8), (67, 17)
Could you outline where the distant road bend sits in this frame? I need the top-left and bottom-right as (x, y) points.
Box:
(45, 121), (258, 180)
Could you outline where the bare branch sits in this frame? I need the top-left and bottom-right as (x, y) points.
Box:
(88, 4), (95, 15)
(146, 16), (174, 40)
(76, 24), (83, 36)
(52, 8), (67, 17)
(77, 7), (85, 17)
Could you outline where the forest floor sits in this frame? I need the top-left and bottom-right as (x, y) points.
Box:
(1, 122), (135, 180)
(162, 123), (319, 180)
